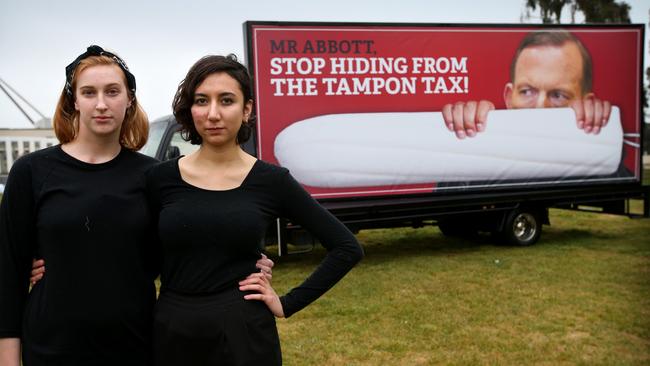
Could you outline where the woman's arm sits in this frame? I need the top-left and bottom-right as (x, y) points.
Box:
(0, 338), (20, 366)
(0, 157), (38, 358)
(29, 255), (274, 285)
(275, 169), (364, 317)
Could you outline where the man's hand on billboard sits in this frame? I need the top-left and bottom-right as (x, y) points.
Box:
(441, 100), (495, 139)
(441, 94), (611, 139)
(570, 95), (612, 135)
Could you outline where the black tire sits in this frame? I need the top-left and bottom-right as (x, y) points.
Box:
(501, 209), (542, 246)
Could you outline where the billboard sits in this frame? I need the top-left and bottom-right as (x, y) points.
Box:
(246, 22), (643, 199)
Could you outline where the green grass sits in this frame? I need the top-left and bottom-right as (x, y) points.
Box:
(267, 208), (650, 365)
(5, 167), (649, 364)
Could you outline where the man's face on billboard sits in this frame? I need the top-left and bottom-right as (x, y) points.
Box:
(504, 42), (586, 109)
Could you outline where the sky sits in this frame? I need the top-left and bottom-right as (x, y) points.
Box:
(1, 0), (648, 129)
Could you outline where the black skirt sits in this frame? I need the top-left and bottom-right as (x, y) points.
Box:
(153, 288), (281, 366)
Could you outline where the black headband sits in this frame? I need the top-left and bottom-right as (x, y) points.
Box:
(65, 45), (136, 96)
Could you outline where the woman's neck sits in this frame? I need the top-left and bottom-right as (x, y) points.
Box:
(61, 135), (122, 164)
(193, 142), (248, 166)
(179, 142), (257, 190)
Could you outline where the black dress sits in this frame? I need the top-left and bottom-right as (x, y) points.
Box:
(0, 146), (158, 366)
(146, 158), (363, 365)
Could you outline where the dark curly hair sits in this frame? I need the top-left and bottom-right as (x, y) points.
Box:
(172, 54), (254, 145)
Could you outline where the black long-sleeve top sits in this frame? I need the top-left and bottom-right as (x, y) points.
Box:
(0, 145), (158, 365)
(145, 158), (363, 317)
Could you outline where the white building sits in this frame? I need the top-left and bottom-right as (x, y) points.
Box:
(0, 128), (58, 176)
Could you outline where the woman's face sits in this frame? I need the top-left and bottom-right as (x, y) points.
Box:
(190, 72), (252, 148)
(74, 64), (131, 141)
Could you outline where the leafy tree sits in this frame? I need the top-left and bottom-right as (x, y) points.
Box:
(525, 0), (571, 23)
(524, 0), (631, 23)
(575, 0), (631, 23)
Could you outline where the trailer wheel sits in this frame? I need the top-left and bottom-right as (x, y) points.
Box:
(502, 209), (542, 246)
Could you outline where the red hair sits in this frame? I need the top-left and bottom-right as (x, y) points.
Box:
(52, 55), (149, 150)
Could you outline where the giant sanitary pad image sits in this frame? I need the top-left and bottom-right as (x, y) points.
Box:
(274, 107), (623, 188)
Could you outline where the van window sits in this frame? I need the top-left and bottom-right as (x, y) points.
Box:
(168, 131), (199, 159)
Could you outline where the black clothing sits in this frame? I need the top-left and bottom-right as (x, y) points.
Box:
(0, 145), (158, 365)
(145, 158), (363, 363)
(145, 158), (363, 318)
(153, 289), (281, 366)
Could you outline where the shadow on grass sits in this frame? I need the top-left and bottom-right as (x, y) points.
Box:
(269, 222), (628, 267)
(270, 228), (511, 266)
(542, 227), (612, 242)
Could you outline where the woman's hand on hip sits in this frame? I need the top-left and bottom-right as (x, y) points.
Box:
(255, 253), (274, 281)
(30, 259), (45, 285)
(239, 272), (285, 318)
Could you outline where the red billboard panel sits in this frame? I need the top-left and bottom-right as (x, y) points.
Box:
(247, 22), (643, 199)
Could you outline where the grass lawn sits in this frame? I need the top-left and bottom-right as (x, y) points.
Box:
(3, 168), (649, 364)
(268, 208), (650, 365)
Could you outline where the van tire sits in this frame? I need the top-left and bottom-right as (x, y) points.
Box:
(502, 208), (542, 246)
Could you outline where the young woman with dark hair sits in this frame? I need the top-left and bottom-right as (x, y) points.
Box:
(147, 54), (364, 365)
